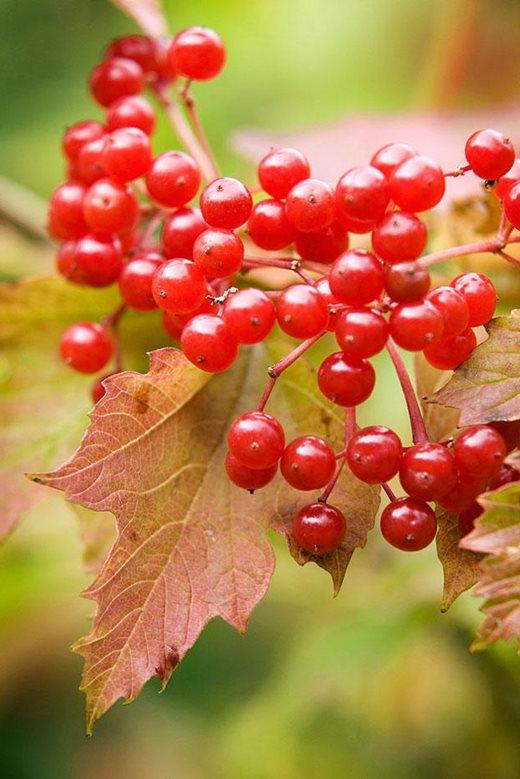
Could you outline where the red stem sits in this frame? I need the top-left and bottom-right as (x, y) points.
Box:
(178, 80), (221, 179)
(382, 482), (397, 502)
(418, 233), (520, 268)
(256, 331), (325, 411)
(386, 337), (428, 445)
(319, 407), (356, 502)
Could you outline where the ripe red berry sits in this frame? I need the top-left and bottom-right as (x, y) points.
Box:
(488, 420), (520, 453)
(317, 352), (375, 407)
(101, 127), (152, 182)
(89, 57), (144, 107)
(193, 228), (244, 278)
(489, 463), (520, 490)
(247, 199), (295, 250)
(277, 284), (329, 339)
(164, 297), (213, 335)
(162, 312), (183, 341)
(118, 254), (163, 310)
(335, 308), (388, 358)
(181, 314), (238, 373)
(295, 221), (347, 263)
(336, 212), (377, 234)
(465, 129), (515, 180)
(389, 300), (444, 351)
(146, 151), (201, 208)
(329, 249), (384, 305)
(292, 502), (346, 555)
(346, 426), (402, 483)
(161, 207), (208, 259)
(380, 497), (437, 551)
(370, 142), (417, 179)
(437, 475), (488, 514)
(400, 442), (457, 501)
(228, 411), (285, 469)
(200, 177), (253, 229)
(76, 137), (107, 184)
(503, 180), (520, 229)
(450, 272), (496, 326)
(258, 147), (310, 199)
(82, 178), (138, 234)
(495, 158), (520, 200)
(106, 95), (156, 135)
(458, 502), (482, 537)
(223, 288), (276, 344)
(47, 181), (88, 240)
(371, 211), (427, 263)
(56, 241), (84, 284)
(335, 165), (390, 222)
(225, 451), (277, 491)
(281, 436), (336, 490)
(423, 328), (476, 370)
(105, 35), (156, 73)
(390, 155), (445, 212)
(313, 276), (340, 330)
(426, 285), (469, 336)
(453, 425), (506, 481)
(169, 27), (226, 81)
(62, 120), (105, 162)
(74, 232), (123, 287)
(384, 261), (431, 302)
(285, 179), (335, 233)
(60, 322), (113, 374)
(152, 258), (207, 314)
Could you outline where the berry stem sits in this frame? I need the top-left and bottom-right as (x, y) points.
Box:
(418, 233), (520, 268)
(386, 336), (428, 445)
(257, 330), (326, 411)
(139, 209), (165, 248)
(153, 83), (218, 182)
(319, 407), (356, 502)
(243, 255), (329, 276)
(178, 79), (221, 179)
(497, 249), (520, 269)
(101, 303), (126, 373)
(382, 482), (397, 502)
(444, 164), (471, 177)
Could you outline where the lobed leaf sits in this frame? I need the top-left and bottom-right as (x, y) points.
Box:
(435, 508), (481, 612)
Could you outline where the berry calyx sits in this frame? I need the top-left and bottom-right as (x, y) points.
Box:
(60, 322), (113, 374)
(181, 315), (238, 372)
(380, 497), (437, 551)
(317, 352), (375, 407)
(346, 426), (402, 483)
(291, 502), (346, 556)
(228, 411), (285, 469)
(280, 436), (336, 491)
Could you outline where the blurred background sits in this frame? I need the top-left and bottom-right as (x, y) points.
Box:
(1, 0), (520, 776)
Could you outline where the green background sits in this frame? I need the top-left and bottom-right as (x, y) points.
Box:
(1, 0), (519, 777)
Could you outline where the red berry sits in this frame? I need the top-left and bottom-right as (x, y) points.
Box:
(164, 297), (213, 335)
(400, 442), (457, 501)
(62, 120), (105, 162)
(488, 421), (520, 453)
(390, 155), (445, 212)
(292, 502), (346, 555)
(223, 288), (276, 344)
(228, 411), (285, 469)
(48, 181), (88, 240)
(347, 426), (402, 483)
(380, 497), (437, 551)
(389, 300), (444, 351)
(317, 352), (375, 407)
(370, 142), (417, 179)
(118, 254), (163, 310)
(162, 312), (183, 341)
(74, 232), (123, 287)
(277, 284), (329, 339)
(60, 322), (113, 374)
(295, 221), (347, 263)
(56, 241), (84, 284)
(371, 211), (427, 263)
(152, 258), (207, 314)
(101, 127), (152, 182)
(495, 158), (520, 200)
(458, 502), (482, 536)
(465, 129), (515, 180)
(91, 373), (112, 404)
(281, 436), (336, 490)
(193, 229), (244, 278)
(336, 165), (390, 222)
(503, 180), (520, 229)
(181, 314), (238, 373)
(285, 179), (335, 233)
(258, 147), (310, 199)
(450, 272), (496, 326)
(225, 452), (277, 491)
(489, 463), (520, 490)
(329, 249), (384, 305)
(336, 212), (377, 234)
(384, 261), (431, 302)
(200, 177), (252, 229)
(248, 199), (295, 251)
(437, 475), (488, 514)
(82, 178), (139, 234)
(89, 57), (143, 107)
(162, 207), (208, 259)
(453, 425), (506, 481)
(423, 328), (476, 371)
(105, 35), (156, 73)
(169, 27), (226, 81)
(335, 308), (388, 358)
(313, 276), (340, 331)
(76, 137), (107, 184)
(426, 285), (469, 336)
(106, 95), (156, 135)
(146, 151), (201, 208)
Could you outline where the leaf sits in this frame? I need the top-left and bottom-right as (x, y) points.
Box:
(460, 481), (520, 650)
(72, 506), (117, 575)
(435, 508), (481, 612)
(414, 352), (459, 442)
(32, 332), (380, 731)
(429, 310), (520, 426)
(109, 0), (168, 37)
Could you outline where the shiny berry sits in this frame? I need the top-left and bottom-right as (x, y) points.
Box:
(277, 284), (328, 339)
(161, 207), (208, 259)
(489, 463), (520, 490)
(118, 254), (163, 310)
(295, 221), (347, 263)
(248, 199), (295, 250)
(503, 180), (520, 229)
(193, 229), (244, 277)
(62, 120), (105, 162)
(335, 165), (390, 222)
(370, 142), (417, 178)
(426, 285), (469, 336)
(146, 151), (201, 208)
(76, 137), (107, 184)
(347, 426), (402, 483)
(313, 276), (340, 331)
(292, 503), (346, 556)
(453, 425), (506, 481)
(47, 181), (87, 240)
(82, 178), (139, 234)
(223, 288), (276, 344)
(380, 497), (437, 551)
(281, 436), (336, 490)
(458, 503), (482, 537)
(106, 95), (156, 135)
(318, 352), (375, 407)
(152, 259), (207, 314)
(89, 57), (143, 107)
(437, 473), (488, 514)
(56, 241), (84, 284)
(450, 272), (496, 326)
(389, 300), (444, 351)
(228, 411), (285, 469)
(335, 308), (388, 358)
(465, 129), (515, 180)
(101, 127), (152, 182)
(495, 158), (520, 200)
(181, 315), (238, 373)
(400, 442), (457, 501)
(371, 211), (427, 263)
(225, 452), (277, 491)
(384, 261), (431, 302)
(200, 177), (252, 229)
(258, 147), (310, 199)
(423, 328), (476, 370)
(60, 322), (113, 374)
(74, 232), (123, 287)
(329, 249), (384, 305)
(285, 179), (335, 233)
(390, 155), (445, 212)
(169, 27), (226, 81)
(105, 35), (156, 73)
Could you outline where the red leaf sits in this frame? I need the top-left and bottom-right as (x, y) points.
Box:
(109, 0), (168, 38)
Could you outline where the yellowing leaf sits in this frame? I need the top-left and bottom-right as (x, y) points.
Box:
(435, 508), (481, 612)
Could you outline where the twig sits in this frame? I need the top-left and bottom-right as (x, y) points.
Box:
(386, 337), (428, 445)
(178, 79), (220, 179)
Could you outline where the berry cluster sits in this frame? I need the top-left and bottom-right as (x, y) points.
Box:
(49, 26), (520, 560)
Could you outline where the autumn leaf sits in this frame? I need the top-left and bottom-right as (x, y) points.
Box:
(32, 332), (379, 731)
(435, 508), (481, 612)
(461, 481), (520, 651)
(414, 352), (459, 442)
(109, 0), (168, 37)
(72, 506), (117, 575)
(428, 310), (520, 426)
